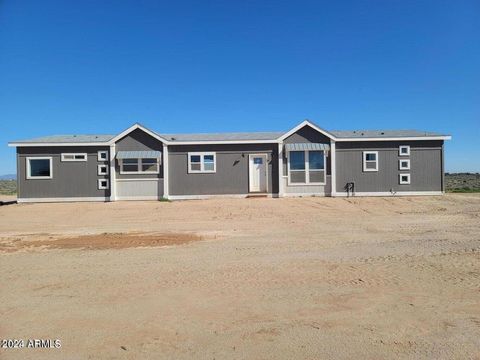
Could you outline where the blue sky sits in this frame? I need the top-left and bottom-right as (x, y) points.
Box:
(1, 0), (478, 174)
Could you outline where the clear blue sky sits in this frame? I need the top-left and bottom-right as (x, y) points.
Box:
(1, 0), (478, 174)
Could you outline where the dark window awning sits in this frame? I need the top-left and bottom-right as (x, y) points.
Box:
(284, 143), (330, 151)
(116, 150), (161, 159)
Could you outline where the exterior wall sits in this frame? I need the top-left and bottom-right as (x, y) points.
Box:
(168, 144), (278, 196)
(335, 140), (444, 193)
(17, 146), (110, 199)
(115, 128), (164, 180)
(282, 125), (332, 195)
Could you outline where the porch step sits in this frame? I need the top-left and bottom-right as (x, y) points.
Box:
(247, 193), (268, 198)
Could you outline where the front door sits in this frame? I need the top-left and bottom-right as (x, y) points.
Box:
(249, 154), (267, 193)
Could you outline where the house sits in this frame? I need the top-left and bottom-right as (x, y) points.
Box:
(8, 120), (451, 202)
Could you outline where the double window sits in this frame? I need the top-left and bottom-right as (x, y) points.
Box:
(363, 151), (378, 172)
(120, 158), (160, 174)
(188, 152), (216, 173)
(288, 150), (325, 184)
(61, 153), (87, 162)
(26, 157), (52, 179)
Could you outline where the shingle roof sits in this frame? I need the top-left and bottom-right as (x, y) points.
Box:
(157, 131), (284, 142)
(11, 134), (114, 143)
(330, 130), (447, 138)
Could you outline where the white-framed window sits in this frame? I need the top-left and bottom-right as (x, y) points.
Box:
(26, 157), (53, 179)
(399, 173), (411, 185)
(61, 153), (87, 162)
(98, 150), (109, 161)
(288, 150), (325, 185)
(119, 158), (160, 174)
(98, 179), (109, 190)
(399, 159), (410, 170)
(97, 164), (109, 175)
(363, 151), (378, 172)
(188, 152), (216, 173)
(399, 145), (410, 156)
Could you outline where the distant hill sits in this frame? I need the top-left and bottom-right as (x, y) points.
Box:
(0, 174), (16, 180)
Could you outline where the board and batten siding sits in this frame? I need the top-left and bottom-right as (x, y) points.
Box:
(17, 146), (110, 199)
(168, 144), (279, 196)
(335, 140), (444, 193)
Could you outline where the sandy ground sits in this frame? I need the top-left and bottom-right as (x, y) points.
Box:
(1, 194), (479, 360)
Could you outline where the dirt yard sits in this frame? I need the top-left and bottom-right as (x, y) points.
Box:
(1, 195), (479, 359)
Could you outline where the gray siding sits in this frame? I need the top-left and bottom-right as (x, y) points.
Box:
(17, 146), (110, 199)
(284, 125), (332, 144)
(115, 128), (164, 179)
(169, 144), (279, 196)
(335, 141), (444, 193)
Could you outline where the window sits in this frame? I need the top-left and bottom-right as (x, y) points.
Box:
(61, 153), (87, 162)
(363, 151), (378, 172)
(399, 173), (411, 185)
(399, 159), (410, 170)
(26, 157), (52, 179)
(98, 164), (109, 175)
(399, 145), (410, 156)
(98, 150), (109, 161)
(98, 179), (109, 190)
(288, 150), (325, 185)
(119, 158), (159, 174)
(188, 152), (216, 173)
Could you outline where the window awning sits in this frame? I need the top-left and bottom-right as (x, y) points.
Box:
(116, 150), (161, 159)
(284, 143), (330, 151)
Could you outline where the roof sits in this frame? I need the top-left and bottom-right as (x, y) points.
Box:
(158, 131), (284, 142)
(11, 134), (114, 144)
(331, 129), (447, 138)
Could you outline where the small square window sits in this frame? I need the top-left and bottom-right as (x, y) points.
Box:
(399, 159), (410, 170)
(98, 150), (109, 161)
(399, 145), (410, 156)
(399, 174), (411, 185)
(98, 179), (109, 190)
(97, 164), (109, 175)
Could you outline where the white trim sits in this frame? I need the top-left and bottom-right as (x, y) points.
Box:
(399, 145), (410, 156)
(97, 164), (109, 175)
(166, 139), (278, 145)
(116, 178), (161, 182)
(98, 150), (109, 161)
(109, 144), (116, 201)
(98, 179), (110, 190)
(61, 153), (87, 162)
(17, 197), (108, 203)
(248, 154), (268, 193)
(363, 151), (378, 172)
(283, 192), (327, 197)
(163, 144), (169, 198)
(116, 196), (162, 201)
(287, 149), (326, 185)
(334, 136), (451, 142)
(108, 123), (168, 145)
(330, 140), (336, 197)
(9, 142), (111, 147)
(187, 152), (216, 173)
(26, 157), (53, 179)
(119, 158), (160, 174)
(277, 120), (336, 141)
(399, 159), (410, 170)
(335, 191), (443, 197)
(399, 173), (411, 185)
(278, 143), (284, 198)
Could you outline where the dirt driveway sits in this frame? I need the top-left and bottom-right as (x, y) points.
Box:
(1, 195), (479, 359)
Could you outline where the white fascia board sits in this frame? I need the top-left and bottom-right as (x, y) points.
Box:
(335, 136), (451, 142)
(8, 142), (110, 147)
(108, 123), (168, 145)
(277, 120), (337, 141)
(167, 139), (279, 145)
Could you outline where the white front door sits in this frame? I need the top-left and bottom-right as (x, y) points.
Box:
(249, 154), (267, 193)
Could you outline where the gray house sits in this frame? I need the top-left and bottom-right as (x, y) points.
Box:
(8, 120), (451, 202)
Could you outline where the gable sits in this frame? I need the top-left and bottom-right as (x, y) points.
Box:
(283, 125), (332, 144)
(115, 128), (164, 152)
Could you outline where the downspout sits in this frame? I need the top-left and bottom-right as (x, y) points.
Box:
(163, 143), (169, 200)
(330, 140), (336, 197)
(278, 142), (284, 198)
